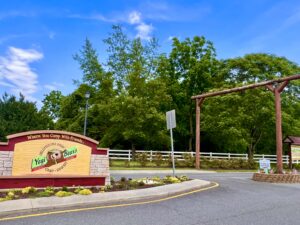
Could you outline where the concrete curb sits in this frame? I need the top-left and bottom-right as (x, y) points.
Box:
(0, 179), (212, 216)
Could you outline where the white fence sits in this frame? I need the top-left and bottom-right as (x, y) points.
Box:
(109, 149), (292, 164)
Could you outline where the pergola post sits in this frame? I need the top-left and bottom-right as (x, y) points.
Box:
(195, 98), (204, 169)
(266, 81), (289, 174)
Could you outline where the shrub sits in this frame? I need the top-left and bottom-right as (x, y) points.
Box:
(21, 186), (36, 194)
(78, 189), (93, 195)
(0, 198), (7, 202)
(104, 185), (112, 191)
(6, 191), (15, 200)
(178, 175), (189, 182)
(74, 187), (84, 194)
(136, 152), (149, 167)
(120, 177), (127, 182)
(45, 186), (54, 192)
(110, 176), (115, 185)
(55, 191), (73, 197)
(61, 186), (69, 192)
(153, 152), (163, 167)
(163, 176), (181, 184)
(182, 153), (195, 168)
(36, 191), (53, 197)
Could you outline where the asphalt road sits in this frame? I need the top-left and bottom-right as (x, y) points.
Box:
(1, 172), (300, 225)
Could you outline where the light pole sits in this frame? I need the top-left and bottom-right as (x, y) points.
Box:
(83, 91), (90, 136)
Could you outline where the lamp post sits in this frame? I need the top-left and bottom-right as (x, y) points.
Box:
(83, 91), (90, 136)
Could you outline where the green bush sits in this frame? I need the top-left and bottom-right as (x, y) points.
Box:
(178, 175), (189, 182)
(61, 186), (69, 192)
(78, 189), (92, 195)
(120, 177), (127, 182)
(36, 191), (53, 197)
(104, 185), (113, 191)
(74, 187), (84, 194)
(153, 152), (163, 167)
(6, 191), (15, 200)
(136, 152), (149, 167)
(45, 186), (54, 192)
(55, 191), (73, 197)
(21, 186), (36, 194)
(163, 176), (181, 184)
(182, 153), (195, 167)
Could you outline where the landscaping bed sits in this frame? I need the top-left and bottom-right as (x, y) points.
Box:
(252, 173), (300, 183)
(0, 175), (190, 202)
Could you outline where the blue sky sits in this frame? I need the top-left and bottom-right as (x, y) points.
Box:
(1, 0), (300, 106)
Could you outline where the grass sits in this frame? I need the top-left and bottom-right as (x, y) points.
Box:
(110, 160), (196, 170)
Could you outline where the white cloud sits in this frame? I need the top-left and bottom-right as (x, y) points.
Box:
(127, 11), (153, 40)
(128, 11), (142, 24)
(44, 82), (64, 91)
(135, 22), (153, 40)
(0, 47), (43, 101)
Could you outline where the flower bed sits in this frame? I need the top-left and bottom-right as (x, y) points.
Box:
(0, 175), (190, 202)
(252, 173), (300, 183)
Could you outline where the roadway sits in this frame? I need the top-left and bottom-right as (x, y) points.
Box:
(1, 172), (300, 225)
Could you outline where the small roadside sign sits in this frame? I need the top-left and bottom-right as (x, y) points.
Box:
(166, 109), (176, 177)
(166, 110), (176, 130)
(259, 159), (271, 170)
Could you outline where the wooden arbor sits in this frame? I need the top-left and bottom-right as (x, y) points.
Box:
(191, 74), (300, 173)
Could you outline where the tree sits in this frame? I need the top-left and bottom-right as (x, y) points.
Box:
(0, 93), (53, 141)
(160, 36), (218, 151)
(41, 90), (64, 121)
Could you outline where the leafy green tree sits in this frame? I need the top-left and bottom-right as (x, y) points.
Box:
(0, 93), (53, 141)
(159, 36), (218, 151)
(41, 90), (64, 121)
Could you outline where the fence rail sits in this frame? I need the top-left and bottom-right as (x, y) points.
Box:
(109, 149), (293, 164)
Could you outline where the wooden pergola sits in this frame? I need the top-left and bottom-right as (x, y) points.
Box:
(191, 74), (300, 173)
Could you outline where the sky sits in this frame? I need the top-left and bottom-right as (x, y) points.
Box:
(1, 0), (300, 106)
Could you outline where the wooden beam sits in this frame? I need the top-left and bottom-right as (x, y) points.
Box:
(191, 74), (300, 100)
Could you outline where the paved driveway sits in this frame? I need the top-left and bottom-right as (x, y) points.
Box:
(1, 172), (300, 225)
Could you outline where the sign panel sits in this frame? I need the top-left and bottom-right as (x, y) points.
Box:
(259, 159), (271, 170)
(12, 137), (92, 176)
(291, 145), (300, 161)
(166, 110), (176, 130)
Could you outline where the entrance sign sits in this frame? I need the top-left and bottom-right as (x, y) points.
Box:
(166, 110), (176, 176)
(0, 130), (110, 189)
(259, 159), (271, 170)
(13, 135), (92, 176)
(291, 145), (300, 161)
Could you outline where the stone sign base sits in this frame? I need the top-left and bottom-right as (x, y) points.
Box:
(0, 175), (106, 189)
(252, 173), (300, 183)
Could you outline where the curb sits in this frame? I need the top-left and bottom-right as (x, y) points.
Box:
(0, 179), (214, 217)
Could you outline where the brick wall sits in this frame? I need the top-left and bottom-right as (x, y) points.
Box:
(0, 151), (13, 176)
(253, 173), (300, 183)
(90, 154), (110, 185)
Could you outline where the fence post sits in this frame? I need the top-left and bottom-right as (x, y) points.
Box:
(262, 154), (265, 159)
(245, 154), (248, 160)
(128, 150), (131, 161)
(150, 150), (153, 162)
(210, 152), (212, 161)
(228, 153), (231, 160)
